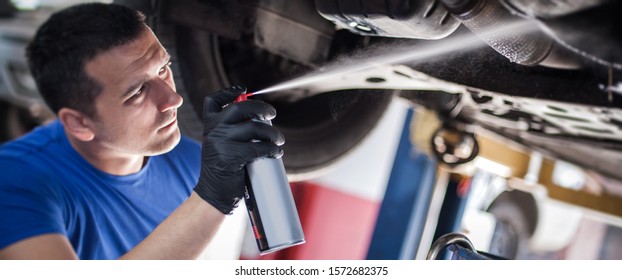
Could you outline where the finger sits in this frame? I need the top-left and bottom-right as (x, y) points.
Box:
(228, 122), (285, 145)
(241, 142), (285, 161)
(203, 85), (247, 115)
(222, 100), (277, 124)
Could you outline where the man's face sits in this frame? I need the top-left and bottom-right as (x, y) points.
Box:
(84, 26), (183, 156)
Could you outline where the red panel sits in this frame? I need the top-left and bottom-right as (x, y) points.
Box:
(259, 181), (380, 260)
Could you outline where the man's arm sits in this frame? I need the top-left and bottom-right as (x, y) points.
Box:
(120, 193), (224, 259)
(0, 234), (78, 260)
(0, 193), (222, 260)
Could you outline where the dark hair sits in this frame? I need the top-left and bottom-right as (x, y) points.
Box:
(26, 3), (147, 117)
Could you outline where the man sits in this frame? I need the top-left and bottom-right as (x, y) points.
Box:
(0, 3), (283, 259)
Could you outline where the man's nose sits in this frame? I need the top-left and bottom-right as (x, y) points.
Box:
(155, 79), (183, 112)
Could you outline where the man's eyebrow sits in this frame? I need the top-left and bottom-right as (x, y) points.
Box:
(165, 53), (171, 62)
(162, 52), (171, 67)
(122, 76), (147, 98)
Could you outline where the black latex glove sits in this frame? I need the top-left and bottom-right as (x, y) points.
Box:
(194, 85), (284, 215)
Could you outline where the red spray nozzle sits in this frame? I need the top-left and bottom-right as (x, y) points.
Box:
(235, 92), (254, 103)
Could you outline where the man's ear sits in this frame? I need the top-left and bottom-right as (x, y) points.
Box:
(58, 108), (95, 142)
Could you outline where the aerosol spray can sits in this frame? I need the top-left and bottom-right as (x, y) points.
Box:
(235, 92), (305, 255)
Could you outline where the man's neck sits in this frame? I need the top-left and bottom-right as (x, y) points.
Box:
(66, 132), (146, 176)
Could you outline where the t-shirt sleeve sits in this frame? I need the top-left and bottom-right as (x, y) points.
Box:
(0, 159), (66, 250)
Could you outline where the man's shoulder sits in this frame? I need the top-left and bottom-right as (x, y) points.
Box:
(0, 121), (62, 180)
(0, 120), (62, 159)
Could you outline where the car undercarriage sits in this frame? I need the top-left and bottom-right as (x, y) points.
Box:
(109, 0), (622, 182)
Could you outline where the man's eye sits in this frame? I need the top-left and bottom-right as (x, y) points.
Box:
(129, 86), (145, 101)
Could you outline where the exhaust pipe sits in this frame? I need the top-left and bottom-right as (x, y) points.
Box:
(441, 0), (582, 69)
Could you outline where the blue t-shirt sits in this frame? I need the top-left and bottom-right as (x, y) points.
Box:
(0, 120), (201, 259)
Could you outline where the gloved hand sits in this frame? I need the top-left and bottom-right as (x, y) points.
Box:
(194, 85), (285, 214)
